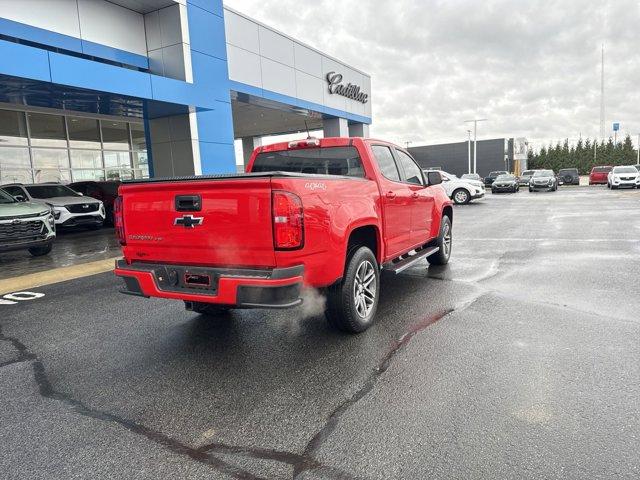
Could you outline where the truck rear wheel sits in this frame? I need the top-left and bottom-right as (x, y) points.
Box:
(427, 215), (452, 265)
(185, 301), (231, 316)
(326, 246), (380, 333)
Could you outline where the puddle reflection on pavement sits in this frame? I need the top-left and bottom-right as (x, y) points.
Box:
(0, 227), (120, 280)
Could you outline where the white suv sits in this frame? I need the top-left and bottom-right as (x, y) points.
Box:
(607, 166), (640, 189)
(2, 183), (105, 229)
(426, 170), (485, 204)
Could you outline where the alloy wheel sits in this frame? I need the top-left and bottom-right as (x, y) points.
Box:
(353, 260), (376, 318)
(454, 190), (469, 204)
(442, 222), (452, 257)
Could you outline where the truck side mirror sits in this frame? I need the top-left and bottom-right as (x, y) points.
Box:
(426, 171), (442, 186)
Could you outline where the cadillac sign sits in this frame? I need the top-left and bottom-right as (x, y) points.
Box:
(326, 71), (369, 104)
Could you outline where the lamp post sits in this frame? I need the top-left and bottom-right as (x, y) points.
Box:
(464, 118), (488, 174)
(466, 130), (472, 174)
(637, 133), (639, 164)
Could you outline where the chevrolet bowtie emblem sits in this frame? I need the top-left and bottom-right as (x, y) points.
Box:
(174, 215), (204, 228)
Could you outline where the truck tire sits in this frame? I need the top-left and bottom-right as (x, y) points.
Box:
(452, 188), (470, 204)
(427, 215), (452, 266)
(325, 246), (379, 333)
(185, 301), (231, 316)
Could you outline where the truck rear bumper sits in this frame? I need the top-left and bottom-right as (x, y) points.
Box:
(114, 260), (303, 308)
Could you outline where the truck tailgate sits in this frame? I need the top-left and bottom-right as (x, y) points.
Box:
(120, 178), (276, 268)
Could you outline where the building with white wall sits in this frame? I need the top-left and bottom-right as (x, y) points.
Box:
(0, 0), (371, 183)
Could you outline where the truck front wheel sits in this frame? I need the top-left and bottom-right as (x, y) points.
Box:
(326, 246), (380, 333)
(427, 215), (452, 265)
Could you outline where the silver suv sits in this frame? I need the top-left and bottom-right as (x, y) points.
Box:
(2, 183), (105, 229)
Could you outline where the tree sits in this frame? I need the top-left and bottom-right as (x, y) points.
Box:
(528, 136), (639, 173)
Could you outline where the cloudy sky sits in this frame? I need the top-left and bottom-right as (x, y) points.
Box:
(224, 0), (639, 151)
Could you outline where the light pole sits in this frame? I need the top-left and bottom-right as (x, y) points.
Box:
(637, 134), (639, 164)
(405, 141), (412, 149)
(464, 118), (487, 174)
(466, 130), (472, 174)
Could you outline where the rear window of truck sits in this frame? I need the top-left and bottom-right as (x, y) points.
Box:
(252, 146), (365, 177)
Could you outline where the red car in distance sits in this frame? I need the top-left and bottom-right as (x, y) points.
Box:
(589, 166), (612, 185)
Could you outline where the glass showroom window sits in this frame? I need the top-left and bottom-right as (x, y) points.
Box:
(130, 122), (149, 178)
(101, 120), (130, 150)
(27, 112), (68, 148)
(0, 108), (149, 184)
(32, 148), (71, 183)
(0, 147), (32, 183)
(0, 109), (32, 183)
(68, 116), (101, 149)
(0, 109), (28, 146)
(70, 149), (105, 181)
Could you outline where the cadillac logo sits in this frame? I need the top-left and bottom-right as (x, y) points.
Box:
(326, 71), (369, 104)
(174, 215), (204, 228)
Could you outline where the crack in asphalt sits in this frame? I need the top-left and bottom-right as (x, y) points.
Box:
(0, 325), (36, 369)
(0, 283), (482, 480)
(0, 320), (368, 480)
(293, 307), (460, 479)
(0, 322), (268, 480)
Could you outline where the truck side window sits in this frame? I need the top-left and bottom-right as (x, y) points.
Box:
(371, 145), (400, 182)
(395, 150), (424, 186)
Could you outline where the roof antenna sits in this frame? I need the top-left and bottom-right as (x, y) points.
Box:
(304, 120), (312, 139)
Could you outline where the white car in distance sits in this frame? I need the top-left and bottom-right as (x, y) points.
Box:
(426, 170), (485, 204)
(607, 165), (640, 189)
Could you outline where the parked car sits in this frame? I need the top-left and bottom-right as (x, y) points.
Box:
(607, 166), (640, 189)
(427, 170), (484, 205)
(518, 170), (536, 186)
(0, 188), (56, 256)
(558, 168), (580, 185)
(461, 173), (482, 182)
(2, 183), (106, 229)
(491, 174), (519, 193)
(70, 180), (120, 226)
(484, 170), (509, 187)
(589, 166), (612, 185)
(115, 137), (453, 333)
(529, 170), (558, 192)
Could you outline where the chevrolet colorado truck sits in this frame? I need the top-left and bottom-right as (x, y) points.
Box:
(114, 137), (453, 333)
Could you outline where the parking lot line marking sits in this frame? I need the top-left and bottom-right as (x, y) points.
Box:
(0, 257), (119, 295)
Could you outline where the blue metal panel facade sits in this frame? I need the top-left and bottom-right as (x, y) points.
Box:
(187, 1), (235, 174)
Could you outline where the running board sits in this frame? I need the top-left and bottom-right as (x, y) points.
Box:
(382, 246), (439, 274)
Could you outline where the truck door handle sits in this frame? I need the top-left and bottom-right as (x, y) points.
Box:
(385, 191), (396, 199)
(411, 192), (419, 198)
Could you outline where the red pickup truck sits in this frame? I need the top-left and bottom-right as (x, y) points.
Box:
(114, 137), (453, 333)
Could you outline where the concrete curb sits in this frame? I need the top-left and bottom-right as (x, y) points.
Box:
(0, 257), (119, 295)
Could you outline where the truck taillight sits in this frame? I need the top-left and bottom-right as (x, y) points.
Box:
(114, 196), (126, 246)
(272, 191), (304, 250)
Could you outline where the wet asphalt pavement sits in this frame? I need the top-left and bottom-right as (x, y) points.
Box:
(0, 227), (120, 280)
(1, 185), (639, 479)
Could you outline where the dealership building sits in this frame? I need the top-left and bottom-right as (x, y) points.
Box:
(0, 0), (371, 184)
